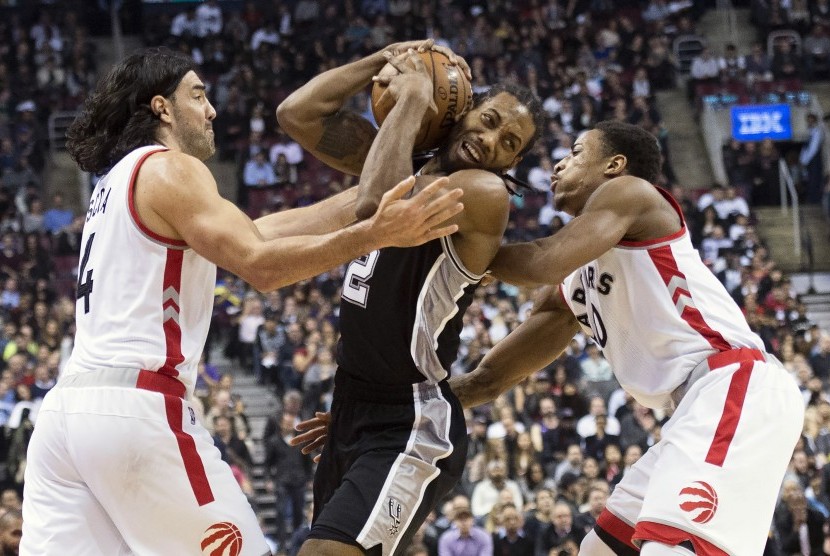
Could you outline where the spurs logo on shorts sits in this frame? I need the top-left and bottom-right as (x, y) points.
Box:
(388, 497), (402, 536)
(201, 522), (243, 556)
(678, 481), (719, 524)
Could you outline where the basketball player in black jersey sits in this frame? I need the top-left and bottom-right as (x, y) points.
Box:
(277, 40), (543, 556)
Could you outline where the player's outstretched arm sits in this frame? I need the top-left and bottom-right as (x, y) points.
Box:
(253, 186), (359, 239)
(489, 176), (647, 287)
(356, 49), (436, 219)
(448, 286), (580, 409)
(141, 153), (463, 292)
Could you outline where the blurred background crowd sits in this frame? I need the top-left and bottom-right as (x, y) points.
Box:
(0, 0), (830, 555)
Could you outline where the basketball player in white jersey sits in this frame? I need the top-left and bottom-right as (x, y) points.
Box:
(20, 47), (464, 555)
(448, 120), (804, 555)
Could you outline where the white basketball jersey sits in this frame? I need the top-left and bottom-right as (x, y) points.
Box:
(561, 188), (763, 410)
(65, 146), (216, 392)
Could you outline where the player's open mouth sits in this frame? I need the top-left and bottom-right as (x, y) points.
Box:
(460, 141), (481, 163)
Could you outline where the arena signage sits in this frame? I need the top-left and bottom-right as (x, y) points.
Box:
(730, 104), (792, 141)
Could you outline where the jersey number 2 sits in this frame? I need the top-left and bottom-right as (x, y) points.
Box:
(76, 233), (95, 314)
(342, 250), (379, 308)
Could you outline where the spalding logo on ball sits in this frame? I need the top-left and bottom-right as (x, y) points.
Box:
(371, 50), (474, 152)
(201, 522), (243, 556)
(678, 481), (719, 524)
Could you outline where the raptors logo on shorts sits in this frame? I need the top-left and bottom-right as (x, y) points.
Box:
(678, 481), (719, 524)
(201, 522), (243, 556)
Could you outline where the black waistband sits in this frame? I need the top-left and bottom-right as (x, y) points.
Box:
(334, 369), (449, 405)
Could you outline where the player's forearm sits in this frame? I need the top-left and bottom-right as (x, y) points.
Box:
(449, 307), (577, 409)
(356, 94), (431, 219)
(490, 242), (558, 287)
(254, 187), (359, 239)
(243, 220), (382, 292)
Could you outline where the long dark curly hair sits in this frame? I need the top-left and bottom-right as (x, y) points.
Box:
(66, 48), (197, 175)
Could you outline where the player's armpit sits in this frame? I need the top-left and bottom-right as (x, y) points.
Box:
(449, 286), (578, 409)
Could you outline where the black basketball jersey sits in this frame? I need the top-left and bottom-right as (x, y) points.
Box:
(336, 236), (483, 387)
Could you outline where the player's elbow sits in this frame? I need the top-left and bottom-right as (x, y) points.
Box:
(354, 197), (380, 221)
(276, 98), (303, 137)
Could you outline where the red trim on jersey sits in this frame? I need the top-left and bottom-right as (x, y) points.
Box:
(618, 187), (686, 247)
(127, 147), (188, 248)
(160, 249), (185, 378)
(163, 395), (214, 506)
(634, 521), (729, 555)
(618, 227), (685, 247)
(596, 510), (638, 550)
(648, 245), (732, 352)
(136, 369), (185, 398)
(705, 348), (764, 466)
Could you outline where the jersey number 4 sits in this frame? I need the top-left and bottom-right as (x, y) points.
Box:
(76, 233), (95, 314)
(342, 250), (379, 308)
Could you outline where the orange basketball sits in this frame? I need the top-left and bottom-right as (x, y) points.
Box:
(371, 50), (473, 152)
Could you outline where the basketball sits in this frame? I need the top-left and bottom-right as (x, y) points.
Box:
(371, 50), (473, 152)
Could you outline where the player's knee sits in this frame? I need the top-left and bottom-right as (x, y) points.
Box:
(640, 541), (695, 555)
(580, 529), (618, 556)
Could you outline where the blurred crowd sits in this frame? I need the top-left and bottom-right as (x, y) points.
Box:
(0, 1), (828, 555)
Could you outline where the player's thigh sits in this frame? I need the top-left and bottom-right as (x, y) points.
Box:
(603, 439), (662, 528)
(637, 363), (803, 554)
(68, 395), (269, 556)
(22, 407), (128, 556)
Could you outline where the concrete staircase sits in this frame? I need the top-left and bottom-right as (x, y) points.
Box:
(208, 344), (283, 538)
(753, 205), (830, 272)
(655, 7), (760, 190)
(228, 371), (281, 536)
(790, 272), (830, 332)
(656, 88), (714, 188)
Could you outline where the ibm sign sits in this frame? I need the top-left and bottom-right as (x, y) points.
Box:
(730, 104), (792, 141)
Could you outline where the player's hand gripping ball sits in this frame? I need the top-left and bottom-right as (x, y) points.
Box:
(371, 50), (473, 152)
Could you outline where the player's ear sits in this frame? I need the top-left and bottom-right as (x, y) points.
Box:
(605, 154), (627, 176)
(150, 95), (172, 123)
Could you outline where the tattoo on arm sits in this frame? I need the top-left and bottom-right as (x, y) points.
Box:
(315, 112), (376, 172)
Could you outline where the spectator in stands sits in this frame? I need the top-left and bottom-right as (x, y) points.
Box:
(491, 503), (533, 556)
(745, 41), (772, 85)
(803, 24), (830, 80)
(772, 39), (802, 80)
(577, 343), (617, 404)
(773, 488), (825, 554)
(472, 460), (524, 520)
(41, 193), (72, 236)
(438, 506), (493, 556)
(688, 46), (720, 101)
(196, 0), (223, 38)
(0, 509), (21, 556)
(718, 43), (746, 83)
(800, 112), (825, 204)
(538, 500), (583, 554)
(264, 411), (312, 550)
(573, 483), (608, 540)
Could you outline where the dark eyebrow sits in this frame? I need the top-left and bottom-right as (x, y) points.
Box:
(192, 84), (206, 92)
